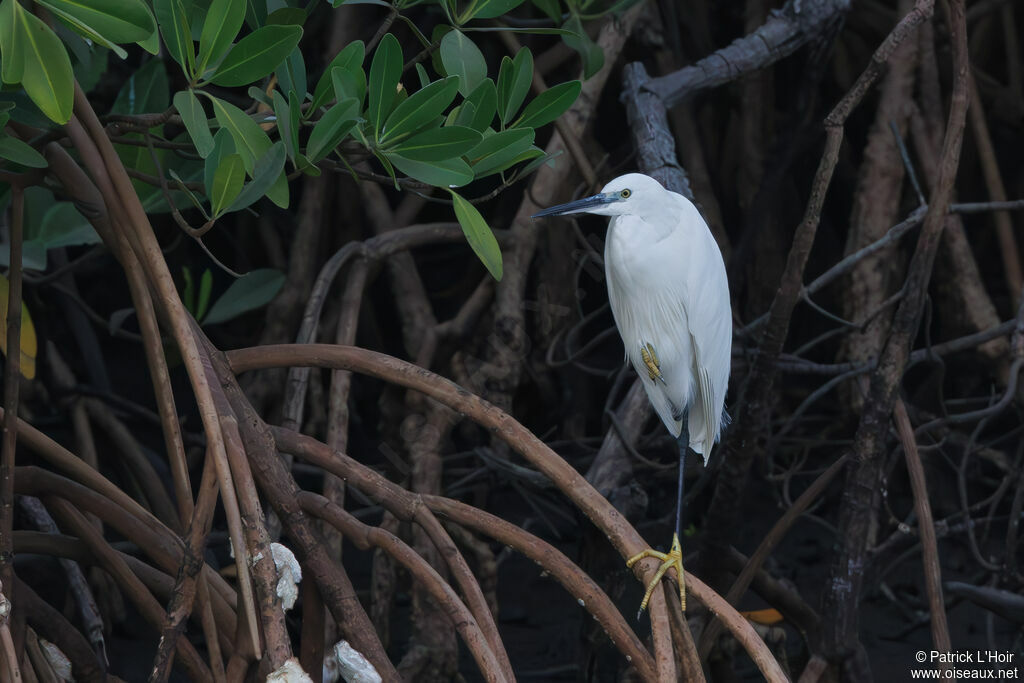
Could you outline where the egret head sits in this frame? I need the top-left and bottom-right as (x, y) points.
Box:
(532, 173), (665, 219)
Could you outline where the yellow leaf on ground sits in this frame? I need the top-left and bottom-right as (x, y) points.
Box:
(741, 608), (784, 625)
(0, 273), (37, 379)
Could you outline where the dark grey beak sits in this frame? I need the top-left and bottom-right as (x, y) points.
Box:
(532, 192), (619, 218)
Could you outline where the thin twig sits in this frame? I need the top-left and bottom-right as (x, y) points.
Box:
(148, 457), (222, 682)
(18, 497), (106, 668)
(0, 184), (24, 605)
(893, 399), (952, 681)
(0, 582), (20, 682)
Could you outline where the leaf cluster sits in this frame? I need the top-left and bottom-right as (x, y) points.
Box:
(0, 0), (627, 294)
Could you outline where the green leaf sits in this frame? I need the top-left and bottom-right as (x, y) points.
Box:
(517, 147), (557, 177)
(37, 0), (155, 44)
(287, 89), (301, 156)
(386, 153), (473, 188)
(246, 85), (272, 107)
(204, 268), (285, 325)
(243, 0), (266, 29)
(530, 0), (560, 23)
(467, 0), (524, 20)
(38, 202), (99, 248)
(390, 126), (481, 161)
(0, 0), (25, 84)
(380, 76), (459, 144)
(452, 102), (472, 128)
(5, 1), (73, 123)
(168, 167), (209, 218)
(311, 39), (363, 112)
(76, 53), (110, 92)
(500, 145), (543, 171)
(414, 62), (430, 90)
(467, 128), (533, 175)
(227, 142), (287, 212)
(497, 47), (532, 126)
(271, 89), (299, 161)
(429, 23), (452, 76)
(275, 46), (306, 99)
(369, 149), (395, 190)
(288, 89), (299, 154)
(114, 130), (164, 206)
(174, 90), (214, 158)
(265, 167), (289, 209)
(196, 268), (213, 320)
(456, 79), (496, 131)
(0, 134), (46, 168)
(267, 7), (305, 25)
(183, 0), (208, 40)
(204, 128), (234, 197)
(154, 0), (194, 75)
(111, 59), (168, 115)
(59, 21), (93, 64)
(306, 98), (359, 163)
(207, 94), (272, 174)
(514, 80), (580, 129)
(440, 30), (485, 97)
(137, 20), (160, 53)
(294, 153), (320, 177)
(41, 4), (128, 58)
(367, 33), (402, 141)
(209, 24), (303, 87)
(210, 153), (245, 216)
(197, 0), (245, 72)
(330, 66), (365, 109)
(450, 189), (502, 280)
(562, 15), (603, 80)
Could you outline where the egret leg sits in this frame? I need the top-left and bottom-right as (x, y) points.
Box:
(675, 431), (687, 542)
(626, 418), (689, 617)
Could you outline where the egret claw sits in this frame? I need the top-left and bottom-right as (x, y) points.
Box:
(626, 533), (686, 616)
(640, 342), (666, 384)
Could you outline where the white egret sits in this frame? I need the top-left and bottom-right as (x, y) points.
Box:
(533, 173), (731, 614)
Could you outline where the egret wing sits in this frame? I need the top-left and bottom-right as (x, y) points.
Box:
(692, 350), (717, 455)
(678, 215), (732, 460)
(603, 197), (731, 453)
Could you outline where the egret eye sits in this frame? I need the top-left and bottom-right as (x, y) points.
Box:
(621, 189), (631, 198)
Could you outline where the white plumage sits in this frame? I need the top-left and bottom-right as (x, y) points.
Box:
(603, 174), (731, 461)
(534, 173), (731, 462)
(533, 173), (732, 614)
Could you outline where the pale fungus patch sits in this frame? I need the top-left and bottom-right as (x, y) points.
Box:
(267, 657), (314, 682)
(271, 542), (302, 610)
(323, 640), (382, 683)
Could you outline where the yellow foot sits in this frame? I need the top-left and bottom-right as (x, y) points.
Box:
(626, 532), (686, 617)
